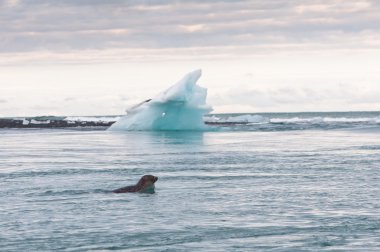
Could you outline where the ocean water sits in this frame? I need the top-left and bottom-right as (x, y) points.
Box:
(1, 112), (380, 251)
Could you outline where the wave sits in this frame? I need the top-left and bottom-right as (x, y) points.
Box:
(358, 145), (380, 150)
(205, 115), (379, 123)
(203, 113), (380, 131)
(64, 116), (120, 123)
(270, 116), (380, 124)
(205, 114), (268, 124)
(205, 115), (380, 125)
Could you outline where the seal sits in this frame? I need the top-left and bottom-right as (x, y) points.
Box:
(112, 175), (158, 193)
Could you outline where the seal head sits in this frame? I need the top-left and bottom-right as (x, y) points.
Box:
(112, 175), (158, 193)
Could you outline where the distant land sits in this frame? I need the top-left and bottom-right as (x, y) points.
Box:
(1, 111), (379, 130)
(0, 117), (114, 129)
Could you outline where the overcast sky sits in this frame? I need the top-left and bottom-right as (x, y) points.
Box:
(1, 0), (380, 116)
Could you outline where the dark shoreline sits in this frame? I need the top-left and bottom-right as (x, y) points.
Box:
(0, 118), (115, 129)
(0, 118), (238, 129)
(2, 111), (379, 129)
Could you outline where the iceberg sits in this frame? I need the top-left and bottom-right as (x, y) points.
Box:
(108, 69), (212, 131)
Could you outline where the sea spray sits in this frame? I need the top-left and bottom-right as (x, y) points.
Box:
(108, 69), (212, 131)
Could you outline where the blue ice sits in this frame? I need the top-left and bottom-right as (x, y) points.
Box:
(108, 69), (212, 131)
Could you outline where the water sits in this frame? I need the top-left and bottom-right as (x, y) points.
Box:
(1, 113), (380, 251)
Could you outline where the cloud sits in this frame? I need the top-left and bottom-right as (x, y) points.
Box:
(1, 0), (380, 115)
(209, 83), (380, 112)
(295, 1), (372, 14)
(1, 0), (379, 56)
(63, 97), (76, 102)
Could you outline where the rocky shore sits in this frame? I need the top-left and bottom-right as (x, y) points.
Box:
(0, 117), (225, 129)
(0, 118), (115, 129)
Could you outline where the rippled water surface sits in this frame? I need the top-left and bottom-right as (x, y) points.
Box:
(1, 128), (380, 251)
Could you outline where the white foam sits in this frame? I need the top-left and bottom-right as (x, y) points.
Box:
(270, 117), (323, 124)
(270, 117), (380, 124)
(30, 119), (50, 124)
(322, 117), (379, 123)
(203, 114), (380, 126)
(64, 116), (120, 123)
(204, 114), (268, 124)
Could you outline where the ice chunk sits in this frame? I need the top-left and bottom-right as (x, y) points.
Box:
(108, 69), (212, 131)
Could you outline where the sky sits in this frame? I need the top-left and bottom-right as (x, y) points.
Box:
(1, 0), (380, 116)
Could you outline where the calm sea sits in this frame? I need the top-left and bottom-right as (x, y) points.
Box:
(1, 112), (379, 251)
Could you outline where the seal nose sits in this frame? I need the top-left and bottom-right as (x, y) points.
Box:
(154, 176), (158, 182)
